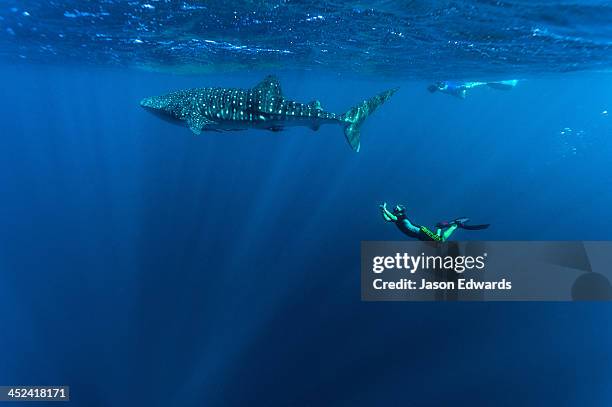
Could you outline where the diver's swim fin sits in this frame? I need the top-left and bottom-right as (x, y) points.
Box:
(486, 79), (518, 90)
(436, 217), (469, 229)
(436, 218), (489, 231)
(458, 223), (490, 230)
(341, 88), (398, 152)
(453, 217), (470, 225)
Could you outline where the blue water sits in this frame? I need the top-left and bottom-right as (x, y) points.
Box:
(2, 1), (612, 406)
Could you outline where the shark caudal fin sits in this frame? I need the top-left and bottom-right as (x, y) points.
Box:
(340, 88), (398, 152)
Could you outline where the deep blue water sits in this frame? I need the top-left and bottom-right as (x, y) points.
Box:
(2, 1), (612, 406)
(1, 65), (611, 406)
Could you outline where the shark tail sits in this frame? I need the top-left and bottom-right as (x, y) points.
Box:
(340, 88), (398, 152)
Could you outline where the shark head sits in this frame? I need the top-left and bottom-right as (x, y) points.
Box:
(140, 94), (184, 125)
(140, 96), (159, 109)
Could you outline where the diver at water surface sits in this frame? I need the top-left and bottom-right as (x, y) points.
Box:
(380, 203), (489, 242)
(427, 79), (519, 99)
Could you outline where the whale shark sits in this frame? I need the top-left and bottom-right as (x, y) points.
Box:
(140, 76), (397, 152)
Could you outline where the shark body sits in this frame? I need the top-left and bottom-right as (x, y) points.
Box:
(140, 76), (397, 152)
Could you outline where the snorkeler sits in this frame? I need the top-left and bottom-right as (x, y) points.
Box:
(427, 79), (519, 99)
(380, 203), (489, 241)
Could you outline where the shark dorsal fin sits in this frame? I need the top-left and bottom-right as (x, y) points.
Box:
(308, 100), (322, 110)
(254, 75), (282, 98)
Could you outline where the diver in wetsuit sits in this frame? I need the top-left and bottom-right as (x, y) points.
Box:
(427, 79), (518, 99)
(379, 203), (489, 241)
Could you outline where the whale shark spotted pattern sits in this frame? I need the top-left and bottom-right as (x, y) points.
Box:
(140, 76), (397, 151)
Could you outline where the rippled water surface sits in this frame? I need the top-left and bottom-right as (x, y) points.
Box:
(2, 0), (612, 77)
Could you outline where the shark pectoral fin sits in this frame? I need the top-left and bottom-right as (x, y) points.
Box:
(188, 124), (201, 135)
(187, 113), (214, 135)
(310, 123), (320, 131)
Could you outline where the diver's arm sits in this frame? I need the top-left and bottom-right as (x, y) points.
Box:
(384, 207), (398, 222)
(384, 209), (398, 221)
(380, 203), (398, 222)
